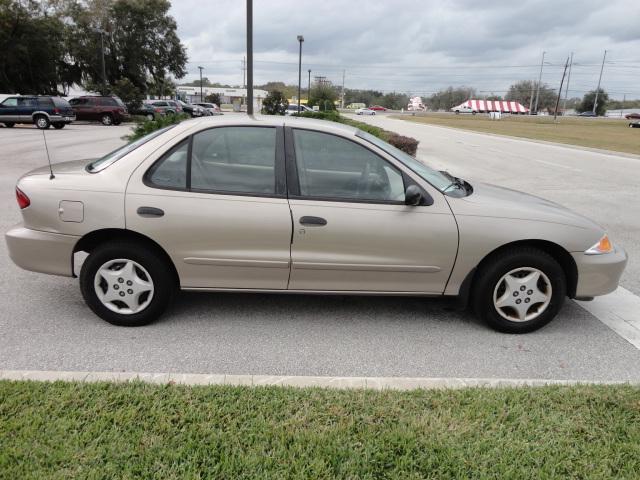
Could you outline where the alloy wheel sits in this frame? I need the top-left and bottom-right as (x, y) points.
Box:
(93, 259), (154, 315)
(492, 267), (552, 322)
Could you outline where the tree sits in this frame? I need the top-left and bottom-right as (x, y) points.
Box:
(111, 77), (143, 109)
(205, 92), (221, 105)
(0, 0), (75, 94)
(262, 90), (288, 115)
(308, 83), (338, 111)
(506, 80), (556, 112)
(577, 89), (609, 116)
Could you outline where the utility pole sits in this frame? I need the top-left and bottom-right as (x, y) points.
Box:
(246, 0), (253, 115)
(554, 57), (570, 121)
(297, 35), (304, 112)
(592, 49), (607, 116)
(242, 56), (246, 89)
(341, 70), (345, 109)
(307, 69), (311, 101)
(562, 51), (573, 113)
(621, 94), (626, 117)
(197, 66), (204, 102)
(528, 82), (535, 114)
(534, 51), (546, 114)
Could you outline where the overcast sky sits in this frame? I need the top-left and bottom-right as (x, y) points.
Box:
(170, 0), (640, 99)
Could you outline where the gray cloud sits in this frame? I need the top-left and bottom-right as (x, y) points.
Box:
(170, 0), (640, 99)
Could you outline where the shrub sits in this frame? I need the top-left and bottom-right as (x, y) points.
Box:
(387, 134), (419, 156)
(124, 113), (190, 141)
(262, 90), (288, 115)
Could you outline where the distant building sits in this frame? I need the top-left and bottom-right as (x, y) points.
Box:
(453, 99), (529, 114)
(176, 86), (268, 110)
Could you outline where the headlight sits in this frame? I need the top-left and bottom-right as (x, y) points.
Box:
(585, 234), (614, 255)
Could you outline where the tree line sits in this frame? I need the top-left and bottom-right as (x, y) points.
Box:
(0, 0), (187, 108)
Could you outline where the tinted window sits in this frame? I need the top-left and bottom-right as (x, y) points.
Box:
(52, 97), (71, 107)
(292, 129), (405, 202)
(36, 97), (53, 107)
(146, 140), (188, 188)
(69, 98), (86, 105)
(191, 127), (276, 195)
(2, 97), (18, 107)
(19, 98), (37, 107)
(100, 97), (117, 106)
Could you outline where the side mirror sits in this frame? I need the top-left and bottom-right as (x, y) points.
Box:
(405, 185), (423, 206)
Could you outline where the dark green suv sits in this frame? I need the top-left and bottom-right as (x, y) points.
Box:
(0, 96), (75, 129)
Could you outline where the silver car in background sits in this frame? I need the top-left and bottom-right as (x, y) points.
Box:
(5, 116), (627, 332)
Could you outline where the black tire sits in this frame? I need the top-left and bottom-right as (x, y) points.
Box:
(113, 120), (122, 126)
(4, 122), (14, 128)
(455, 110), (460, 114)
(146, 113), (155, 121)
(34, 115), (50, 129)
(472, 247), (566, 333)
(101, 113), (113, 126)
(53, 123), (65, 129)
(80, 241), (176, 326)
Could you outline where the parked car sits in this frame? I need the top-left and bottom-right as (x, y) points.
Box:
(624, 112), (640, 120)
(0, 95), (75, 129)
(194, 102), (223, 115)
(130, 103), (158, 121)
(577, 111), (596, 117)
(178, 100), (207, 117)
(369, 105), (387, 111)
(285, 104), (313, 115)
(451, 105), (477, 114)
(355, 107), (376, 115)
(69, 96), (129, 126)
(5, 116), (627, 333)
(147, 100), (182, 115)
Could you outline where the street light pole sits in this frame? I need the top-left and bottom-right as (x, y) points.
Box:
(533, 51), (545, 114)
(246, 0), (253, 114)
(297, 35), (304, 112)
(93, 28), (107, 94)
(307, 69), (311, 101)
(197, 66), (204, 102)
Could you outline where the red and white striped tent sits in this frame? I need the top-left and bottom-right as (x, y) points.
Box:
(455, 99), (529, 114)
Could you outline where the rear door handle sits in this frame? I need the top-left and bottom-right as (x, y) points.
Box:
(300, 216), (327, 226)
(137, 206), (164, 217)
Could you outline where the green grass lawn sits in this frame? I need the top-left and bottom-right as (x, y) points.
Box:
(393, 113), (640, 155)
(2, 381), (640, 479)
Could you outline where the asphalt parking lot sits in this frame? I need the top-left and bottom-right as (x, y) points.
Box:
(1, 120), (639, 381)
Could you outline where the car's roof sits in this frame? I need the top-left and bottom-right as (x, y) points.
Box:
(185, 114), (360, 136)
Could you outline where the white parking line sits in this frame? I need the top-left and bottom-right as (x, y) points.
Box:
(1, 369), (637, 389)
(576, 287), (640, 350)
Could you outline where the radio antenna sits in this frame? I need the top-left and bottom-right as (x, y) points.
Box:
(41, 128), (55, 179)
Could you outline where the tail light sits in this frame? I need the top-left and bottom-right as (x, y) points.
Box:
(53, 108), (60, 114)
(16, 187), (30, 209)
(155, 108), (162, 113)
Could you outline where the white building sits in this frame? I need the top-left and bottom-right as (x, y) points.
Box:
(176, 86), (268, 111)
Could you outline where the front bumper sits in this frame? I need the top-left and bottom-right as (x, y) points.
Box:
(5, 226), (78, 277)
(572, 244), (628, 298)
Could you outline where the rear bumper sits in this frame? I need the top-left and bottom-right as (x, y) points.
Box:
(5, 225), (78, 277)
(572, 244), (628, 298)
(50, 114), (76, 124)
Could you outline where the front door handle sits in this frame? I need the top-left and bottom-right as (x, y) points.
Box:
(300, 216), (327, 226)
(137, 206), (164, 217)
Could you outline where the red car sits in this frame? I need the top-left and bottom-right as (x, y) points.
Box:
(624, 112), (640, 120)
(69, 96), (130, 126)
(369, 105), (387, 111)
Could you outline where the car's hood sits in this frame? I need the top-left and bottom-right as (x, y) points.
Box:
(22, 159), (95, 178)
(447, 181), (602, 230)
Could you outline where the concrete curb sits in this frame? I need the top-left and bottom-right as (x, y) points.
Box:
(1, 370), (637, 390)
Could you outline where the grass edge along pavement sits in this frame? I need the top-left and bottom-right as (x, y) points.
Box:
(392, 113), (639, 156)
(1, 380), (639, 479)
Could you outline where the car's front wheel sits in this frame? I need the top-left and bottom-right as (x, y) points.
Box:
(80, 242), (175, 326)
(472, 248), (566, 333)
(101, 113), (113, 126)
(4, 122), (14, 128)
(52, 123), (65, 129)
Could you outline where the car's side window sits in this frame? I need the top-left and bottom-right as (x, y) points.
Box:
(292, 129), (405, 202)
(146, 139), (189, 189)
(2, 98), (18, 107)
(191, 127), (276, 195)
(18, 98), (37, 107)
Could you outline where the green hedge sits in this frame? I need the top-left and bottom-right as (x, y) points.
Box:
(296, 111), (419, 156)
(124, 113), (190, 141)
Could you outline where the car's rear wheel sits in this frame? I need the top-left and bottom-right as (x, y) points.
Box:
(52, 123), (65, 129)
(80, 242), (175, 326)
(101, 113), (113, 126)
(472, 248), (566, 333)
(4, 122), (14, 128)
(34, 115), (50, 129)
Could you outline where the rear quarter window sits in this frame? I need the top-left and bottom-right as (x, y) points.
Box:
(37, 97), (54, 107)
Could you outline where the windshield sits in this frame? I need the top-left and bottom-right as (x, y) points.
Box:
(356, 130), (453, 192)
(87, 125), (175, 172)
